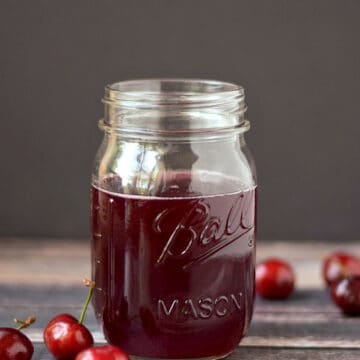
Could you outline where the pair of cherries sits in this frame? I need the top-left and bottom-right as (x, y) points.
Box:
(44, 278), (129, 359)
(255, 252), (360, 316)
(44, 314), (127, 360)
(323, 252), (360, 315)
(0, 279), (129, 360)
(0, 319), (126, 360)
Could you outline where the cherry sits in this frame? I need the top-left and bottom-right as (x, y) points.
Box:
(44, 278), (95, 360)
(76, 345), (129, 360)
(330, 275), (360, 315)
(256, 258), (295, 299)
(0, 315), (36, 360)
(322, 252), (360, 286)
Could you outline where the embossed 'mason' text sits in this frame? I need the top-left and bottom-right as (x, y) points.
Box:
(157, 293), (243, 320)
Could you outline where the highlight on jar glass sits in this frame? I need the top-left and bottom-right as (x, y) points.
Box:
(91, 79), (257, 359)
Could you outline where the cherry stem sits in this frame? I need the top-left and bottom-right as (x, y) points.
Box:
(79, 277), (96, 325)
(14, 315), (36, 331)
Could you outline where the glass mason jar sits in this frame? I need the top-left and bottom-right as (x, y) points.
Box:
(91, 79), (257, 359)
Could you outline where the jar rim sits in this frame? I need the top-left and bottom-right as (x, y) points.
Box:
(103, 78), (245, 109)
(101, 79), (248, 137)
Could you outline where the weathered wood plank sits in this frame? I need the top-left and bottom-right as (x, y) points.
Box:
(0, 239), (89, 285)
(229, 348), (360, 360)
(1, 285), (360, 350)
(1, 239), (359, 287)
(32, 342), (360, 360)
(1, 239), (360, 358)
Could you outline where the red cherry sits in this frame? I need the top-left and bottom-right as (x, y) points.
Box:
(46, 313), (78, 328)
(256, 258), (295, 299)
(44, 278), (96, 359)
(44, 315), (93, 360)
(322, 252), (360, 286)
(0, 315), (36, 360)
(330, 276), (360, 315)
(76, 345), (129, 360)
(0, 328), (33, 360)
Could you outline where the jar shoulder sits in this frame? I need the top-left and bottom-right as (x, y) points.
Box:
(92, 135), (256, 196)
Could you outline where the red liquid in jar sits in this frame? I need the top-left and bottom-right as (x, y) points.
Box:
(91, 172), (256, 358)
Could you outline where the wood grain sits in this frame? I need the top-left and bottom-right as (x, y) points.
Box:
(31, 343), (360, 360)
(1, 239), (360, 359)
(1, 238), (359, 287)
(1, 285), (359, 350)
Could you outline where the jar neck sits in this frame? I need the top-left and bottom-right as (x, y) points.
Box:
(101, 79), (249, 138)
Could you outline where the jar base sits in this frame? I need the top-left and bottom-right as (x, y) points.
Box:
(129, 351), (233, 360)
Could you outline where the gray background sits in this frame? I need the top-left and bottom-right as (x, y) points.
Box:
(0, 0), (359, 241)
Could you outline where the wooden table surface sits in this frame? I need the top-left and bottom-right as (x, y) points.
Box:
(1, 239), (360, 359)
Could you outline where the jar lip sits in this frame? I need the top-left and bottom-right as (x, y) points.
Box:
(103, 78), (245, 108)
